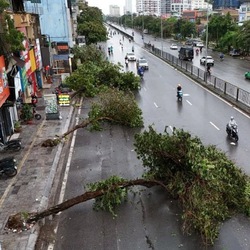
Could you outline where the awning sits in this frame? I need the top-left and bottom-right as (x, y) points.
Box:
(6, 56), (25, 73)
(53, 54), (69, 61)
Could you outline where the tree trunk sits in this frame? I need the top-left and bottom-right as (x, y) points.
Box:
(6, 179), (164, 229)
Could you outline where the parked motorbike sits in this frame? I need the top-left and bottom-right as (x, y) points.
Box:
(0, 139), (22, 152)
(32, 107), (42, 120)
(177, 90), (183, 102)
(0, 156), (18, 177)
(226, 124), (239, 142)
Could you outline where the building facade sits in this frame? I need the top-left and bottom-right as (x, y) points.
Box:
(24, 0), (73, 47)
(109, 5), (121, 16)
(125, 0), (133, 14)
(136, 0), (161, 16)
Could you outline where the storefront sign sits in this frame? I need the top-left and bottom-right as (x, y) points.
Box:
(58, 94), (70, 106)
(0, 56), (10, 107)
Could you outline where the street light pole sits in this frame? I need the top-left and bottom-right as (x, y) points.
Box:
(205, 7), (209, 80)
(161, 16), (163, 57)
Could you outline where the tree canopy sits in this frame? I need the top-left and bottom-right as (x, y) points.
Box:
(65, 45), (141, 97)
(77, 5), (107, 45)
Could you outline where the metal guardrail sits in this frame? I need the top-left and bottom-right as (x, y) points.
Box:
(146, 44), (250, 110)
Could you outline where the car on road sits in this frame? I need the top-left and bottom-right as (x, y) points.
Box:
(136, 58), (149, 70)
(170, 44), (178, 50)
(200, 56), (214, 66)
(126, 52), (136, 61)
(196, 42), (204, 48)
(229, 49), (241, 57)
(245, 71), (250, 80)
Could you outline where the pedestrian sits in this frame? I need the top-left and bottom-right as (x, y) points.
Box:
(108, 47), (111, 55)
(110, 46), (113, 54)
(200, 47), (202, 53)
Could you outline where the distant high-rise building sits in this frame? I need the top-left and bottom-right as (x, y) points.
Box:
(109, 5), (120, 16)
(125, 0), (133, 14)
(136, 0), (161, 16)
(213, 0), (240, 9)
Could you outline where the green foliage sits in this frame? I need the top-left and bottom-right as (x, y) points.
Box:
(134, 126), (249, 244)
(65, 46), (140, 96)
(87, 176), (128, 217)
(236, 20), (250, 53)
(20, 104), (33, 121)
(71, 44), (104, 65)
(0, 7), (25, 56)
(77, 5), (107, 45)
(88, 88), (144, 129)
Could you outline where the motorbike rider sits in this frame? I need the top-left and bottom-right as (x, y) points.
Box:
(125, 56), (128, 66)
(177, 84), (182, 97)
(137, 66), (144, 77)
(207, 65), (211, 75)
(227, 116), (237, 135)
(196, 48), (199, 55)
(220, 52), (224, 61)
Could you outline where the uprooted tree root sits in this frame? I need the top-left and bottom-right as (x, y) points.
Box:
(5, 212), (36, 232)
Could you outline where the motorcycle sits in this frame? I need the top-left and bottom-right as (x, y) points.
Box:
(125, 59), (128, 67)
(0, 156), (18, 177)
(139, 71), (144, 79)
(177, 90), (183, 102)
(0, 139), (22, 152)
(226, 124), (239, 142)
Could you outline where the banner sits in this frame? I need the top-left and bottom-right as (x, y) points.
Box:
(0, 56), (10, 107)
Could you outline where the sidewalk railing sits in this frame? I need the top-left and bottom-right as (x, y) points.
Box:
(146, 44), (250, 110)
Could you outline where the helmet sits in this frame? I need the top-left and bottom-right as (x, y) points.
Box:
(178, 84), (181, 87)
(230, 116), (234, 120)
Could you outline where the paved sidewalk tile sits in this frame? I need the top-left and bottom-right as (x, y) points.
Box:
(0, 82), (73, 250)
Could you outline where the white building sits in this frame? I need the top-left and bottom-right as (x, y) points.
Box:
(136, 0), (161, 16)
(125, 0), (133, 14)
(191, 0), (211, 10)
(109, 5), (120, 16)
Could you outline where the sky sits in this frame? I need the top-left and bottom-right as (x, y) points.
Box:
(87, 0), (135, 15)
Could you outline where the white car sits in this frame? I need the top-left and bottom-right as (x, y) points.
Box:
(200, 56), (214, 66)
(170, 44), (178, 50)
(196, 42), (204, 48)
(137, 58), (149, 70)
(126, 52), (136, 61)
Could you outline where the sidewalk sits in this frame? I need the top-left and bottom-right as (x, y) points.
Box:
(0, 81), (74, 250)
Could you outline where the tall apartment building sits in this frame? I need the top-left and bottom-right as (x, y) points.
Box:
(191, 0), (211, 10)
(125, 0), (133, 14)
(109, 5), (120, 16)
(136, 0), (161, 16)
(213, 0), (240, 9)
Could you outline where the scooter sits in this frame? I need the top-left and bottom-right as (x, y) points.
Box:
(0, 156), (18, 177)
(177, 90), (183, 102)
(125, 59), (128, 67)
(0, 139), (22, 152)
(226, 124), (239, 142)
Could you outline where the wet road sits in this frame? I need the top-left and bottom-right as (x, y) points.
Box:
(116, 24), (250, 92)
(53, 29), (250, 250)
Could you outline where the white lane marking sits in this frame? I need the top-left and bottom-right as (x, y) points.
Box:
(183, 93), (190, 96)
(154, 102), (159, 108)
(143, 87), (147, 91)
(186, 100), (192, 105)
(210, 121), (220, 130)
(154, 55), (250, 119)
(48, 98), (83, 250)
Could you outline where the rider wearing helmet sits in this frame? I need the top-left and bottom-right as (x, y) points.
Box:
(177, 84), (183, 98)
(228, 116), (237, 135)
